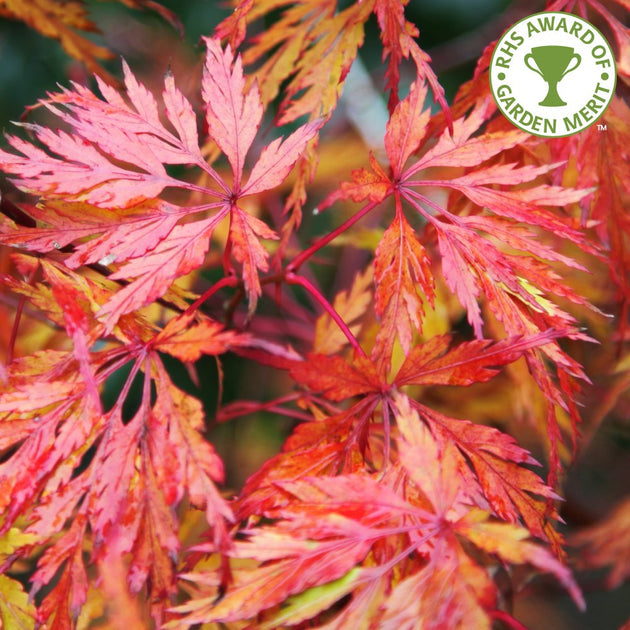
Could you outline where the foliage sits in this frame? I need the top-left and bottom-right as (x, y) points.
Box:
(0, 0), (628, 628)
(0, 0), (181, 82)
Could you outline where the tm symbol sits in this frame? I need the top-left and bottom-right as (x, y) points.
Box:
(597, 124), (607, 131)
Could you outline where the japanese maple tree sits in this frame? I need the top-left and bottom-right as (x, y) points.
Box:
(0, 0), (628, 628)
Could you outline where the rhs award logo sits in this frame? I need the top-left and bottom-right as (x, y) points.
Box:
(490, 12), (616, 137)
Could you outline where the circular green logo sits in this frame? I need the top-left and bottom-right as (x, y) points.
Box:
(490, 12), (616, 137)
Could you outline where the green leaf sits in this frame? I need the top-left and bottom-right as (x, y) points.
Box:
(0, 575), (37, 630)
(260, 567), (367, 629)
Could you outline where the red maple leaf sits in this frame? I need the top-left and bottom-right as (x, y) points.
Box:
(173, 397), (583, 628)
(0, 37), (319, 329)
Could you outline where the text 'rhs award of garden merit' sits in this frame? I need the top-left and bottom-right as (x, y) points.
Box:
(490, 11), (616, 137)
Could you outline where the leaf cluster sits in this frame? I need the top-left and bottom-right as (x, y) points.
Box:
(0, 0), (629, 628)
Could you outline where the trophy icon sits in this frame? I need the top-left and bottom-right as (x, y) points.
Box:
(524, 46), (581, 106)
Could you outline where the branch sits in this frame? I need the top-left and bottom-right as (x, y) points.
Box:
(287, 200), (380, 273)
(285, 272), (366, 357)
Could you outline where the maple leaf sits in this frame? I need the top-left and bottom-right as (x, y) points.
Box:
(323, 82), (593, 362)
(153, 311), (245, 362)
(192, 383), (573, 627)
(176, 456), (580, 628)
(394, 330), (563, 387)
(373, 0), (449, 119)
(285, 330), (567, 540)
(290, 353), (383, 402)
(0, 60), (225, 329)
(173, 472), (423, 626)
(216, 0), (371, 124)
(214, 0), (450, 223)
(0, 1), (182, 84)
(96, 215), (225, 329)
(547, 0), (630, 79)
(1, 1), (110, 82)
(550, 95), (630, 340)
(373, 198), (434, 362)
(0, 573), (37, 629)
(394, 393), (584, 603)
(314, 267), (373, 355)
(316, 73), (596, 480)
(392, 391), (563, 544)
(572, 496), (630, 589)
(3, 356), (234, 627)
(0, 260), (242, 625)
(0, 37), (319, 327)
(378, 547), (495, 630)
